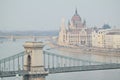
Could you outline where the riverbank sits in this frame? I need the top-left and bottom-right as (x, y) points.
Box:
(47, 42), (120, 63)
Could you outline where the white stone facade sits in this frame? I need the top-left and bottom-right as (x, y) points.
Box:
(92, 29), (120, 49)
(58, 9), (90, 47)
(104, 31), (120, 48)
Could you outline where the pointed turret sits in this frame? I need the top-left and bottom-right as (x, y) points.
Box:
(75, 8), (78, 15)
(68, 20), (71, 30)
(60, 18), (66, 31)
(83, 20), (86, 26)
(68, 20), (70, 26)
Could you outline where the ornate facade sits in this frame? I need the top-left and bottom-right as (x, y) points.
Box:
(58, 9), (89, 46)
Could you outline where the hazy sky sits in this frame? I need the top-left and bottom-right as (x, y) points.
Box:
(0, 0), (120, 31)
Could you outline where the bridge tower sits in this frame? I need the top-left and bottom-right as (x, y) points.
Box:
(23, 42), (48, 80)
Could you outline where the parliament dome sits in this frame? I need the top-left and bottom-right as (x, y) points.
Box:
(71, 9), (81, 22)
(71, 9), (84, 28)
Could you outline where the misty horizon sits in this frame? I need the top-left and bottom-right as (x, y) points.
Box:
(0, 0), (120, 31)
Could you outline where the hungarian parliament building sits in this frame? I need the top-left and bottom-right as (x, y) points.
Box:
(58, 9), (92, 47)
(57, 9), (120, 49)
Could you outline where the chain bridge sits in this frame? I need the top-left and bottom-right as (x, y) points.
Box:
(0, 42), (120, 80)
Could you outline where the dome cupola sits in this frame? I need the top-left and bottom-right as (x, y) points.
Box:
(71, 9), (83, 28)
(71, 9), (81, 22)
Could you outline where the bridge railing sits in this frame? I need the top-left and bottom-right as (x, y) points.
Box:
(0, 51), (25, 72)
(43, 50), (107, 69)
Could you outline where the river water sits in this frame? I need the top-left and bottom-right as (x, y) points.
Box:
(0, 39), (120, 80)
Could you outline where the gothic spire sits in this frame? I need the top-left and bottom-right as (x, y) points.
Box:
(60, 18), (66, 31)
(83, 20), (86, 25)
(75, 8), (78, 15)
(68, 20), (70, 25)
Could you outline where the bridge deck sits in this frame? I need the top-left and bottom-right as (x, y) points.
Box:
(48, 64), (120, 73)
(0, 63), (120, 77)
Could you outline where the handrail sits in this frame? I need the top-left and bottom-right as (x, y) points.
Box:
(0, 51), (25, 63)
(43, 50), (107, 64)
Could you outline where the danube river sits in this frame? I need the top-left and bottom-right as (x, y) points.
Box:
(0, 39), (120, 80)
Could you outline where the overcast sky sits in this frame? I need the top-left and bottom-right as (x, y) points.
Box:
(0, 0), (120, 31)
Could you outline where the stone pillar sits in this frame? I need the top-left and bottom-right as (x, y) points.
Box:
(23, 42), (48, 80)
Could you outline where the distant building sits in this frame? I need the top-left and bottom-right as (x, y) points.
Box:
(58, 9), (92, 47)
(104, 30), (120, 48)
(92, 29), (107, 47)
(92, 29), (120, 49)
